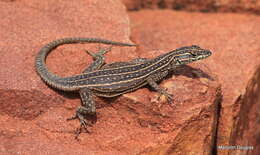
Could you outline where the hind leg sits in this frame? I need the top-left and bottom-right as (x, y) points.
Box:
(67, 88), (96, 138)
(82, 46), (112, 73)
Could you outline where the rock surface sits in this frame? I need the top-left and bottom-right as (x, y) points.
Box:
(122, 0), (260, 14)
(129, 10), (260, 154)
(228, 65), (260, 155)
(0, 0), (259, 155)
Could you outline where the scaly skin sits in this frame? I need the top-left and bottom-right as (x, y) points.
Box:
(35, 38), (211, 138)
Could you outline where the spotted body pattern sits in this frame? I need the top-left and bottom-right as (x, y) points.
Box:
(35, 37), (212, 137)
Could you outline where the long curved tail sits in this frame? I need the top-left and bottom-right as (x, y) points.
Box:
(35, 37), (136, 91)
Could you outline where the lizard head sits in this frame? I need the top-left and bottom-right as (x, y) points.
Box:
(173, 45), (212, 65)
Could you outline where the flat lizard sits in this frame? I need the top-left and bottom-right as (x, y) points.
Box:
(35, 37), (212, 136)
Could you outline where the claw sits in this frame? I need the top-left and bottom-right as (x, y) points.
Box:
(80, 120), (88, 129)
(161, 93), (174, 104)
(166, 94), (174, 104)
(167, 94), (173, 101)
(97, 45), (112, 54)
(66, 108), (93, 139)
(66, 114), (78, 121)
(74, 127), (81, 140)
(85, 50), (95, 57)
(74, 121), (91, 140)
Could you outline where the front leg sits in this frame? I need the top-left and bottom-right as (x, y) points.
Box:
(147, 76), (173, 103)
(67, 88), (96, 138)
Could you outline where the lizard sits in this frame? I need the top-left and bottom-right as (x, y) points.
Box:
(35, 37), (212, 136)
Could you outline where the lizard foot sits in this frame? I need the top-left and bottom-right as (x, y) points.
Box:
(67, 107), (96, 139)
(158, 92), (174, 104)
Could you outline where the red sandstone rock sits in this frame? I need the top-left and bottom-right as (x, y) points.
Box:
(228, 65), (260, 155)
(129, 10), (260, 154)
(122, 0), (260, 14)
(0, 1), (259, 155)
